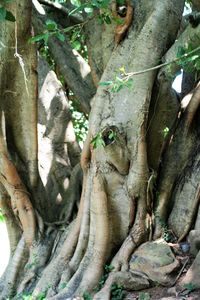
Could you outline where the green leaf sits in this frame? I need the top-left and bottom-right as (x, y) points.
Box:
(56, 32), (65, 42)
(45, 19), (57, 31)
(99, 81), (113, 86)
(111, 82), (123, 92)
(124, 78), (133, 89)
(189, 54), (199, 61)
(72, 40), (81, 50)
(104, 14), (112, 24)
(29, 33), (49, 44)
(84, 6), (93, 14)
(70, 0), (81, 6)
(69, 3), (86, 16)
(116, 0), (125, 5)
(177, 46), (185, 58)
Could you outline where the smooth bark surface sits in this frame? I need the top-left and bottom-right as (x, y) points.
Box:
(1, 0), (200, 299)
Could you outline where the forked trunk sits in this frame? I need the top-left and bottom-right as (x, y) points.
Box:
(1, 0), (200, 300)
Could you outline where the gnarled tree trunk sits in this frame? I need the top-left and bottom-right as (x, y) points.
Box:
(0, 0), (200, 299)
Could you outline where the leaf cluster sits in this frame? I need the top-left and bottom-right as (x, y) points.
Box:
(91, 132), (105, 149)
(71, 109), (88, 144)
(111, 283), (124, 300)
(69, 0), (125, 25)
(29, 19), (65, 44)
(99, 76), (133, 93)
(83, 291), (92, 300)
(69, 0), (111, 17)
(95, 264), (114, 291)
(177, 41), (200, 73)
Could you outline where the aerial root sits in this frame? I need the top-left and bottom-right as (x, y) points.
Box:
(93, 271), (149, 300)
(0, 236), (28, 299)
(48, 172), (110, 300)
(32, 189), (85, 298)
(17, 230), (57, 294)
(58, 173), (91, 289)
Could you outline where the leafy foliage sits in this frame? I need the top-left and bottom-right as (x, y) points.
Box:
(96, 265), (114, 291)
(69, 0), (125, 25)
(71, 108), (88, 145)
(83, 291), (92, 300)
(99, 76), (133, 92)
(99, 66), (133, 92)
(91, 132), (105, 149)
(111, 283), (124, 300)
(177, 42), (200, 74)
(29, 19), (65, 44)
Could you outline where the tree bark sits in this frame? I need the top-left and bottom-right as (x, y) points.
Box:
(1, 0), (200, 299)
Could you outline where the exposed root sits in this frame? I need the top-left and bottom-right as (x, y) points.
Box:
(0, 236), (28, 300)
(94, 271), (149, 300)
(58, 173), (91, 288)
(0, 117), (36, 246)
(178, 184), (200, 242)
(0, 185), (22, 254)
(32, 176), (85, 298)
(111, 235), (138, 271)
(49, 172), (110, 299)
(75, 173), (110, 295)
(17, 230), (57, 294)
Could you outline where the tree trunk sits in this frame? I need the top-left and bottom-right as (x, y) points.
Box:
(1, 0), (200, 299)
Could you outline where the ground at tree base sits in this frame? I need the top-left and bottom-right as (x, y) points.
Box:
(124, 285), (200, 300)
(124, 254), (200, 300)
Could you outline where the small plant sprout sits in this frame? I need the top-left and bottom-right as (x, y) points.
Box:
(100, 45), (200, 92)
(91, 132), (105, 149)
(83, 291), (92, 300)
(99, 66), (133, 93)
(111, 283), (124, 300)
(91, 127), (118, 149)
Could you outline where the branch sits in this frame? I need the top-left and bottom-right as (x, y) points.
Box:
(33, 14), (96, 114)
(102, 22), (200, 84)
(122, 44), (200, 80)
(38, 0), (84, 24)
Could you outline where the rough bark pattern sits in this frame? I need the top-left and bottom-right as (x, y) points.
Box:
(33, 13), (96, 115)
(2, 0), (200, 299)
(0, 1), (38, 189)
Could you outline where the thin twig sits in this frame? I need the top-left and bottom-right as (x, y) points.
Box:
(123, 45), (200, 79)
(171, 256), (189, 286)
